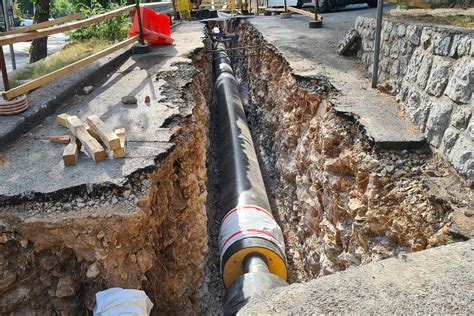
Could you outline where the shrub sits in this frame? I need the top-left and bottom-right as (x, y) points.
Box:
(67, 1), (131, 42)
(51, 0), (77, 18)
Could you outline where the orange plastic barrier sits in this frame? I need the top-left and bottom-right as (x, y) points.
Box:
(128, 8), (174, 45)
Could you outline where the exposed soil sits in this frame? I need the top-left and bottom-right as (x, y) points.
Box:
(202, 95), (226, 316)
(233, 18), (473, 282)
(0, 48), (213, 315)
(1, 18), (472, 315)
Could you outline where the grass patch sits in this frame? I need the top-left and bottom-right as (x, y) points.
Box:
(10, 39), (113, 88)
(394, 15), (474, 28)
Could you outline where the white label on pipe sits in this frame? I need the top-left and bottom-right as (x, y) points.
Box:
(218, 205), (285, 264)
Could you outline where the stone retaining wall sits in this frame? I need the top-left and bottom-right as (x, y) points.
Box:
(354, 16), (473, 184)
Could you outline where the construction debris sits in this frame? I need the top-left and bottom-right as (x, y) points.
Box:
(54, 113), (126, 166)
(49, 135), (71, 144)
(338, 28), (360, 55)
(86, 115), (121, 151)
(113, 128), (126, 159)
(121, 95), (138, 104)
(63, 136), (80, 166)
(56, 113), (70, 127)
(83, 86), (95, 95)
(85, 124), (101, 141)
(66, 115), (106, 162)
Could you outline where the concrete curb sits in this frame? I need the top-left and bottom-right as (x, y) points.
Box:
(0, 46), (131, 148)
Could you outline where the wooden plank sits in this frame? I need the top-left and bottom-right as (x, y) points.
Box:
(288, 6), (317, 19)
(2, 13), (84, 36)
(85, 124), (101, 141)
(63, 136), (79, 166)
(49, 135), (71, 144)
(66, 116), (106, 162)
(113, 128), (126, 159)
(2, 36), (139, 100)
(85, 115), (121, 150)
(263, 7), (285, 12)
(56, 113), (70, 127)
(0, 5), (136, 46)
(200, 3), (229, 6)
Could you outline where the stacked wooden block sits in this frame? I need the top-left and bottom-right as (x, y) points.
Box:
(50, 113), (126, 166)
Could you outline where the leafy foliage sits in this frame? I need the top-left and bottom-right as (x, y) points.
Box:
(67, 1), (131, 42)
(51, 0), (77, 18)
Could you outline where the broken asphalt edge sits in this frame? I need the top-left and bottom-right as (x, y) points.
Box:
(0, 46), (131, 148)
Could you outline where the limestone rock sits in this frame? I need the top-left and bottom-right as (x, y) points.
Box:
(450, 34), (472, 57)
(467, 117), (474, 138)
(121, 95), (138, 104)
(441, 126), (459, 153)
(425, 98), (453, 148)
(397, 23), (406, 38)
(407, 25), (421, 46)
(448, 132), (474, 185)
(445, 58), (473, 104)
(0, 271), (16, 291)
(86, 262), (100, 279)
(416, 53), (433, 89)
(83, 86), (95, 95)
(421, 28), (432, 49)
(431, 32), (451, 56)
(405, 48), (424, 83)
(405, 88), (430, 132)
(136, 249), (153, 273)
(425, 57), (451, 97)
(338, 29), (360, 56)
(55, 276), (76, 298)
(451, 107), (472, 130)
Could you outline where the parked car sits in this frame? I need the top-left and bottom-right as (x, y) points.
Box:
(266, 0), (377, 12)
(19, 19), (33, 27)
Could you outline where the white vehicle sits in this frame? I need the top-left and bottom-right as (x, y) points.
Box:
(266, 0), (305, 6)
(265, 0), (377, 12)
(20, 19), (33, 27)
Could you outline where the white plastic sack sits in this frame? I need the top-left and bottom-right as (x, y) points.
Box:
(93, 288), (153, 316)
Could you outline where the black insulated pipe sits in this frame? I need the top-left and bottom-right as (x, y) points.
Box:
(210, 28), (288, 315)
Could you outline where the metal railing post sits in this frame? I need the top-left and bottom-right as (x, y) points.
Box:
(135, 0), (145, 45)
(371, 0), (383, 89)
(2, 0), (16, 70)
(0, 46), (9, 91)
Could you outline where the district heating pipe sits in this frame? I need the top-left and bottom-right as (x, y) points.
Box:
(210, 28), (289, 314)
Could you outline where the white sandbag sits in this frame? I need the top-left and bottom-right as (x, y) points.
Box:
(93, 288), (153, 316)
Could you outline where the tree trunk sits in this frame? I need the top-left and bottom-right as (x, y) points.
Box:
(29, 0), (50, 63)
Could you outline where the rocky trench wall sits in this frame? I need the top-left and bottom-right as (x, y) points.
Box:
(0, 52), (211, 315)
(235, 20), (458, 281)
(354, 16), (473, 185)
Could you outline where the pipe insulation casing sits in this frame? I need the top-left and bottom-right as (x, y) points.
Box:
(213, 43), (288, 288)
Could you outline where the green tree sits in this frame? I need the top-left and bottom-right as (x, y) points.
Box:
(68, 1), (131, 42)
(29, 0), (50, 63)
(51, 0), (77, 17)
(16, 0), (34, 17)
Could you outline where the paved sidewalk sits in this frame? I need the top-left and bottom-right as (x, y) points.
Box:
(249, 5), (425, 149)
(0, 22), (204, 199)
(241, 239), (474, 314)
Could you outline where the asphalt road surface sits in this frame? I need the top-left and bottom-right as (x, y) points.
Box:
(2, 33), (68, 73)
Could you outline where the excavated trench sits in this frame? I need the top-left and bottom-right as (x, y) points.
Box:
(0, 49), (213, 315)
(228, 19), (471, 283)
(1, 19), (472, 315)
